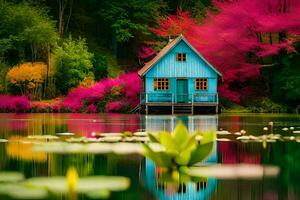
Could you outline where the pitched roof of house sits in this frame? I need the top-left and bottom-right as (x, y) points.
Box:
(138, 34), (222, 77)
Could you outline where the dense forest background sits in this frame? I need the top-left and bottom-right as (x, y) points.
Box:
(0, 0), (299, 113)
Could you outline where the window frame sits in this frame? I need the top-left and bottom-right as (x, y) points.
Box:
(154, 78), (170, 91)
(176, 53), (187, 62)
(195, 78), (208, 91)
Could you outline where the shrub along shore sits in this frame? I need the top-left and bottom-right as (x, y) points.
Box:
(0, 73), (141, 113)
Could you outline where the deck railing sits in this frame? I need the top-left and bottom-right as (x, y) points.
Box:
(141, 93), (174, 103)
(141, 93), (218, 104)
(192, 93), (218, 104)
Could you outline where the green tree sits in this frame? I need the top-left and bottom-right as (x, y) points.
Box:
(54, 37), (94, 94)
(261, 43), (300, 111)
(98, 0), (164, 43)
(0, 1), (58, 64)
(93, 54), (108, 81)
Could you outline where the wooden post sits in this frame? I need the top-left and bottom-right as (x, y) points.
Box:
(172, 93), (174, 114)
(145, 93), (148, 115)
(191, 94), (194, 115)
(172, 104), (174, 115)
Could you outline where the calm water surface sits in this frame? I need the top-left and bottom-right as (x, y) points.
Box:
(0, 113), (300, 200)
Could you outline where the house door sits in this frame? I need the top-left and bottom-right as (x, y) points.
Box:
(176, 79), (188, 103)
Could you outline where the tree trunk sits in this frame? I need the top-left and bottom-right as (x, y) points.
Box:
(296, 104), (300, 115)
(58, 0), (67, 37)
(65, 0), (74, 35)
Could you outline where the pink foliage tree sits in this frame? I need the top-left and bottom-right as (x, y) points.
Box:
(151, 0), (300, 102)
(0, 95), (30, 112)
(138, 46), (156, 60)
(62, 73), (142, 113)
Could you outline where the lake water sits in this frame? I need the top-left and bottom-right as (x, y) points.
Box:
(0, 113), (300, 200)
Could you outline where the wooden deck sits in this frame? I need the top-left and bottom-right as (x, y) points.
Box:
(140, 93), (219, 114)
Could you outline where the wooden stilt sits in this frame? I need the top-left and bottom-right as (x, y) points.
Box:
(172, 104), (174, 114)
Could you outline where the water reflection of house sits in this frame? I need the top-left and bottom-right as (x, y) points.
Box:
(141, 115), (218, 133)
(141, 115), (218, 200)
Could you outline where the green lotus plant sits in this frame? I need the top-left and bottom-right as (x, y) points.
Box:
(143, 121), (216, 168)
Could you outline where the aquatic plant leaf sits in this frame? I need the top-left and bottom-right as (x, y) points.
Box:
(87, 190), (110, 199)
(158, 131), (179, 153)
(142, 144), (173, 167)
(0, 172), (24, 182)
(181, 134), (197, 151)
(173, 121), (189, 145)
(185, 164), (280, 179)
(175, 148), (192, 166)
(199, 131), (216, 145)
(147, 133), (160, 143)
(189, 142), (214, 166)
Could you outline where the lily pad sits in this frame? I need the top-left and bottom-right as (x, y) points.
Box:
(217, 138), (232, 142)
(236, 136), (250, 140)
(56, 132), (75, 136)
(100, 136), (122, 142)
(66, 137), (87, 143)
(0, 139), (8, 142)
(33, 142), (85, 154)
(99, 133), (123, 137)
(133, 132), (148, 137)
(184, 164), (280, 179)
(25, 176), (130, 194)
(27, 135), (59, 140)
(87, 190), (111, 199)
(112, 143), (144, 154)
(85, 143), (112, 154)
(0, 172), (24, 182)
(124, 136), (149, 142)
(293, 130), (300, 134)
(33, 142), (143, 155)
(216, 130), (231, 135)
(0, 184), (48, 199)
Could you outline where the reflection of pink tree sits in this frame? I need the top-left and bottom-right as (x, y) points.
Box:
(9, 114), (30, 130)
(218, 142), (261, 164)
(66, 113), (140, 137)
(230, 116), (241, 133)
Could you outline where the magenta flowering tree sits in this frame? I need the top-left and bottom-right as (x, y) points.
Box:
(150, 0), (300, 102)
(0, 95), (30, 113)
(138, 46), (156, 61)
(62, 73), (142, 113)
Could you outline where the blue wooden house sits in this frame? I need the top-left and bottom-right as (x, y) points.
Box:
(138, 34), (222, 114)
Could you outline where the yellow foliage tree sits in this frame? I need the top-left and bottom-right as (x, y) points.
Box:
(7, 62), (47, 99)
